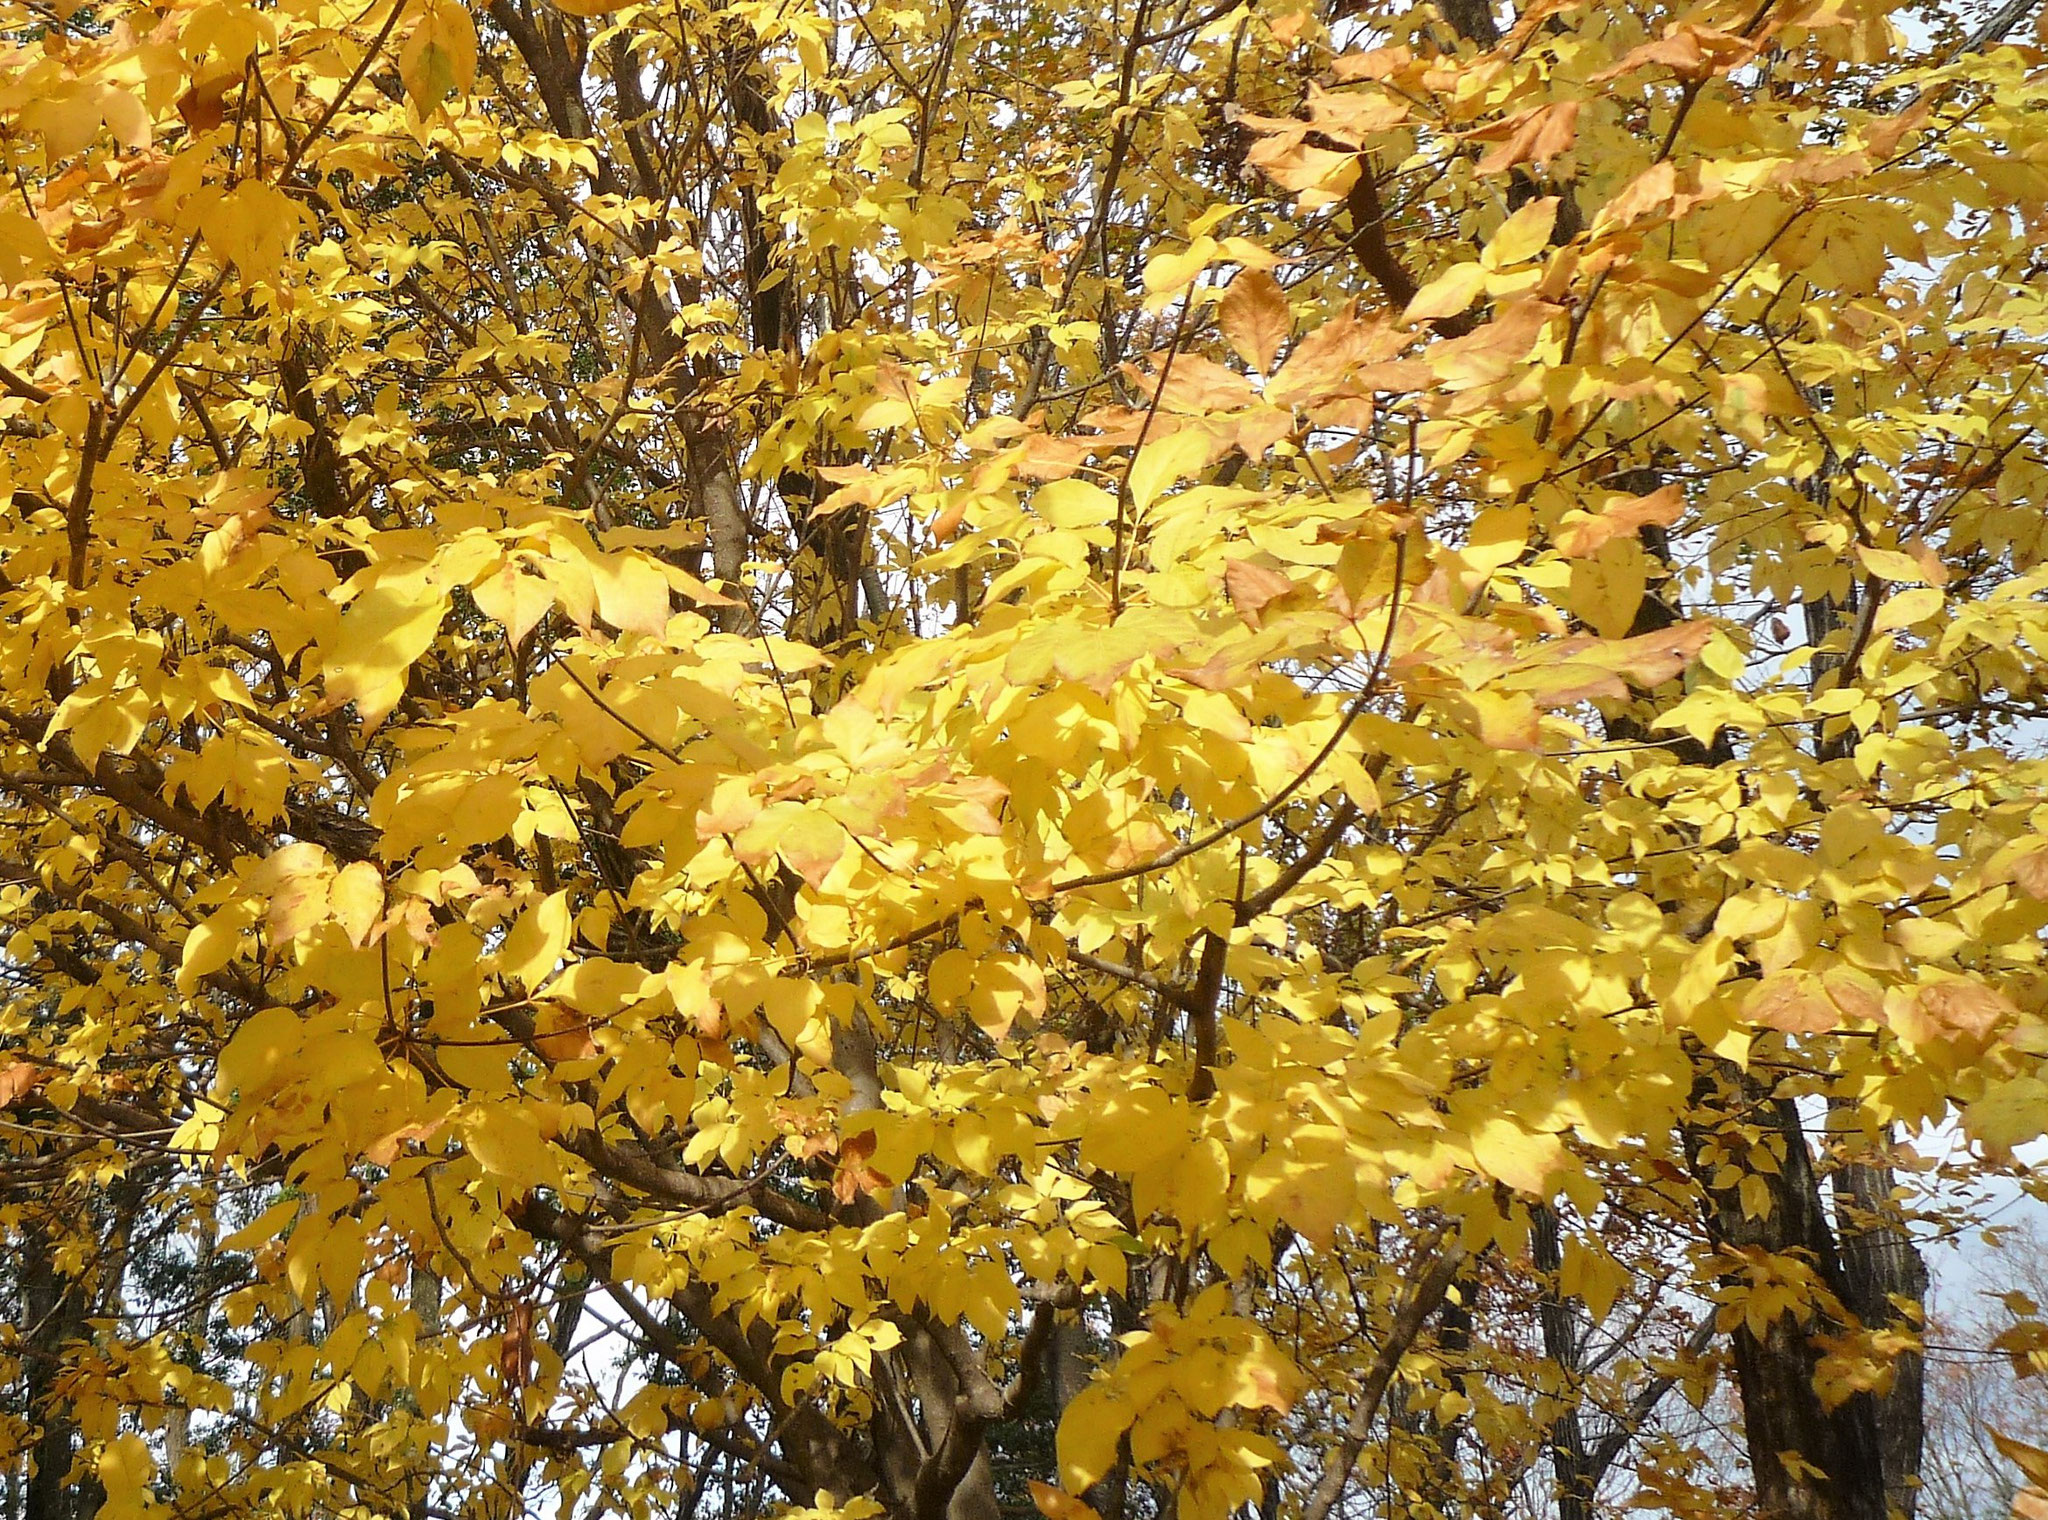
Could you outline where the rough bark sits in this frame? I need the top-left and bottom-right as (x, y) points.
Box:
(1829, 1123), (1927, 1520)
(1531, 1206), (1595, 1520)
(683, 419), (754, 632)
(19, 1223), (89, 1520)
(1684, 1063), (1888, 1520)
(1436, 0), (1500, 47)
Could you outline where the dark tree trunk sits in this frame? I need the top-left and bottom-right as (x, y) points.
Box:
(19, 1224), (86, 1520)
(1684, 1062), (1888, 1520)
(1829, 1123), (1927, 1519)
(1531, 1206), (1595, 1520)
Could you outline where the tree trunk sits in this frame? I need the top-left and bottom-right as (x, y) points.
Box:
(1829, 1121), (1927, 1519)
(1685, 1062), (1888, 1520)
(1532, 1206), (1595, 1520)
(19, 1224), (84, 1520)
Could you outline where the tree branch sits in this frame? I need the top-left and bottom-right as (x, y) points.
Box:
(1301, 1230), (1469, 1520)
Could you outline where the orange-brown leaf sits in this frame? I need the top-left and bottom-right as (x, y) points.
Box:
(1554, 485), (1686, 558)
(1224, 558), (1295, 627)
(1916, 980), (2014, 1041)
(1747, 973), (1839, 1035)
(0, 1059), (43, 1109)
(2008, 842), (2048, 900)
(1153, 352), (1258, 414)
(1471, 102), (1581, 176)
(1266, 306), (1406, 407)
(1219, 269), (1291, 374)
(1602, 622), (1712, 688)
(176, 75), (237, 134)
(499, 1301), (535, 1391)
(1304, 84), (1411, 143)
(1590, 23), (1760, 82)
(832, 1129), (893, 1205)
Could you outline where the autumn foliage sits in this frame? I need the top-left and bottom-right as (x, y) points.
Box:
(2, 0), (2048, 1518)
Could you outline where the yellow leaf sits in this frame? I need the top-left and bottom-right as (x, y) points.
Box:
(257, 841), (333, 941)
(1994, 1432), (2048, 1489)
(927, 947), (974, 1009)
(1856, 544), (1929, 584)
(1484, 197), (1559, 269)
(1129, 429), (1211, 512)
(733, 803), (847, 888)
(1963, 1078), (2048, 1152)
(0, 211), (54, 285)
(97, 1433), (155, 1515)
(1058, 1385), (1134, 1492)
(1566, 538), (1648, 638)
(1031, 1483), (1102, 1520)
(500, 892), (573, 989)
(1403, 262), (1486, 324)
(1872, 584), (1943, 634)
(179, 903), (255, 993)
(400, 0), (478, 109)
(592, 551), (673, 639)
(198, 182), (305, 286)
(215, 1009), (302, 1101)
(1469, 1118), (1566, 1195)
(1034, 478), (1118, 529)
(322, 570), (451, 728)
(968, 954), (1045, 1040)
(466, 1103), (556, 1182)
(763, 977), (824, 1045)
(696, 776), (762, 839)
(1143, 236), (1218, 297)
(1449, 689), (1543, 752)
(471, 560), (554, 647)
(330, 862), (385, 948)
